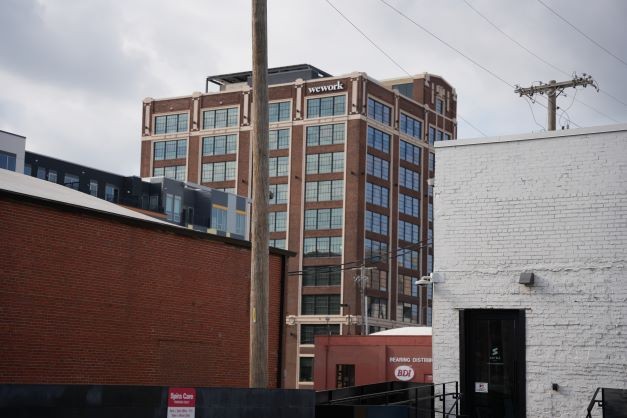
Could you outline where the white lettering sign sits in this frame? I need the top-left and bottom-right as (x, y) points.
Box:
(307, 81), (345, 94)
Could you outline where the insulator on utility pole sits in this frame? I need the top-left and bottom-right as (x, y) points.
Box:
(514, 74), (598, 131)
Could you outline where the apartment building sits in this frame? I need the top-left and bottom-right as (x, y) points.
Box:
(140, 64), (456, 388)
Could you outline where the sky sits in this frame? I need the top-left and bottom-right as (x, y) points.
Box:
(1, 0), (626, 175)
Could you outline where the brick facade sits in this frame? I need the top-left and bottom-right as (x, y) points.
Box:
(432, 125), (627, 416)
(0, 193), (286, 388)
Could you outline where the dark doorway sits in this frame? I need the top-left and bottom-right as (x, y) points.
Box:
(336, 364), (355, 388)
(460, 310), (525, 418)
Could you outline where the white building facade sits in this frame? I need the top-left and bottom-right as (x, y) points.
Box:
(0, 130), (25, 173)
(432, 124), (627, 417)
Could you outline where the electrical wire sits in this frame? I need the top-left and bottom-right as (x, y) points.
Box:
(377, 0), (585, 128)
(287, 239), (433, 276)
(462, 0), (624, 120)
(523, 96), (546, 131)
(536, 0), (627, 69)
(323, 0), (488, 137)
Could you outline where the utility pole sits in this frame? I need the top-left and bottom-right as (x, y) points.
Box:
(515, 74), (598, 130)
(352, 265), (374, 335)
(249, 0), (269, 388)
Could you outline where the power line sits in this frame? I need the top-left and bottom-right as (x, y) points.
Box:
(536, 0), (627, 69)
(287, 239), (433, 276)
(377, 0), (586, 128)
(324, 0), (488, 137)
(461, 0), (622, 122)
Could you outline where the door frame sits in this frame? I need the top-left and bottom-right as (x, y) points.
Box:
(459, 309), (526, 417)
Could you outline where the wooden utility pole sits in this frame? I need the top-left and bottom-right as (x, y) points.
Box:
(515, 74), (598, 130)
(249, 0), (269, 388)
(351, 265), (374, 335)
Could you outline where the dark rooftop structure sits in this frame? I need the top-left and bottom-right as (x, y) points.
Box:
(205, 64), (332, 92)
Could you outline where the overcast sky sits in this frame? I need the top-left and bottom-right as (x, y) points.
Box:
(1, 0), (625, 175)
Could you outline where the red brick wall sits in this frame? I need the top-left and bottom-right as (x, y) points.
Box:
(0, 195), (284, 388)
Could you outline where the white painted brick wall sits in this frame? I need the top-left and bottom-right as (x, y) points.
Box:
(432, 125), (627, 417)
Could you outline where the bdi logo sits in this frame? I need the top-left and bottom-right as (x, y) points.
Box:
(394, 365), (414, 381)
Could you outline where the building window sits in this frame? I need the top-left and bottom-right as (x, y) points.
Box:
(154, 165), (186, 181)
(154, 139), (187, 160)
(64, 174), (80, 190)
(365, 182), (389, 208)
(435, 97), (444, 114)
(392, 83), (413, 98)
(304, 208), (343, 230)
(201, 161), (236, 182)
(398, 249), (419, 270)
(299, 357), (314, 383)
(436, 130), (443, 142)
(400, 114), (422, 139)
(203, 107), (239, 129)
(269, 156), (289, 177)
(429, 152), (435, 172)
(303, 266), (341, 286)
(305, 180), (343, 202)
(428, 185), (433, 197)
(400, 140), (421, 165)
(335, 364), (355, 388)
(306, 152), (344, 174)
(202, 135), (237, 156)
(306, 95), (346, 118)
(154, 113), (188, 134)
(0, 151), (16, 171)
(399, 167), (420, 191)
(235, 213), (246, 236)
(367, 98), (391, 125)
(24, 164), (31, 176)
(36, 167), (46, 179)
(306, 123), (345, 146)
(301, 294), (341, 315)
(47, 170), (57, 183)
(399, 193), (419, 217)
(398, 274), (418, 297)
(303, 236), (342, 258)
(269, 101), (291, 122)
(366, 154), (389, 180)
(269, 183), (288, 204)
(428, 202), (433, 222)
(365, 210), (388, 236)
(211, 206), (228, 230)
(427, 254), (433, 273)
(105, 183), (118, 202)
(397, 302), (419, 324)
(367, 269), (387, 291)
(89, 180), (98, 196)
(365, 238), (387, 263)
(367, 126), (390, 153)
(445, 133), (451, 141)
(269, 129), (290, 150)
(269, 239), (286, 249)
(268, 211), (287, 232)
(367, 297), (387, 319)
(428, 127), (435, 145)
(399, 220), (419, 243)
(300, 324), (340, 344)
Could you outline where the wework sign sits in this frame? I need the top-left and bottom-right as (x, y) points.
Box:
(307, 81), (345, 94)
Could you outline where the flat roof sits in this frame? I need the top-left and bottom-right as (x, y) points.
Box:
(207, 63), (332, 86)
(0, 169), (293, 256)
(370, 327), (432, 336)
(0, 129), (26, 139)
(435, 123), (627, 148)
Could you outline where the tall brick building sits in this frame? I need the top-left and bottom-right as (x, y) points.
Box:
(140, 64), (457, 388)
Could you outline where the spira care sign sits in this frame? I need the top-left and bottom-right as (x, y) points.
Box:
(394, 365), (415, 381)
(307, 81), (344, 94)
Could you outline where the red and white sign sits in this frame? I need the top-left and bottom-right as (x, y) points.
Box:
(167, 388), (196, 418)
(394, 365), (415, 381)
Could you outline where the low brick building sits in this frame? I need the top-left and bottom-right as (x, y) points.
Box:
(432, 124), (627, 417)
(0, 169), (289, 388)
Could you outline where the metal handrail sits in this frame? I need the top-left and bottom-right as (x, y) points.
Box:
(586, 387), (603, 418)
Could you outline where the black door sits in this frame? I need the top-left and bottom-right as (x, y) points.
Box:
(461, 310), (525, 418)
